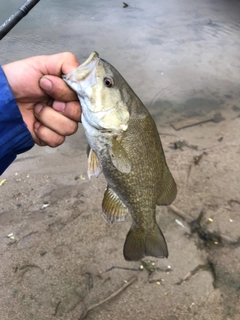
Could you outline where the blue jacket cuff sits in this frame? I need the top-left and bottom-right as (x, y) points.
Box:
(0, 66), (34, 174)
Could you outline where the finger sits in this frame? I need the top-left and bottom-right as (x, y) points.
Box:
(36, 52), (80, 76)
(34, 122), (65, 147)
(39, 75), (78, 101)
(34, 104), (78, 136)
(52, 100), (81, 122)
(48, 52), (80, 75)
(33, 122), (47, 146)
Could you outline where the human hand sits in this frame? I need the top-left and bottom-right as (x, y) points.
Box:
(2, 52), (81, 147)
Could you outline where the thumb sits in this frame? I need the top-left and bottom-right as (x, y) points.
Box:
(39, 75), (78, 101)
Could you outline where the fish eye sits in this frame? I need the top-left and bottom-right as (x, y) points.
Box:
(104, 77), (114, 88)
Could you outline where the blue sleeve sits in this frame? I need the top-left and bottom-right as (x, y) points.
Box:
(0, 66), (34, 175)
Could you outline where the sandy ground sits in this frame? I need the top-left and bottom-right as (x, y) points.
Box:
(1, 102), (240, 320)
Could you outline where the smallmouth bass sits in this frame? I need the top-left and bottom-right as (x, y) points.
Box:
(63, 52), (177, 261)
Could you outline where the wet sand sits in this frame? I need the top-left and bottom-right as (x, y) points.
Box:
(1, 107), (240, 320)
(1, 0), (240, 319)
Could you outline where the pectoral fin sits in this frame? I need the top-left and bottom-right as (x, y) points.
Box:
(87, 147), (102, 179)
(102, 187), (128, 223)
(156, 166), (177, 205)
(110, 139), (131, 173)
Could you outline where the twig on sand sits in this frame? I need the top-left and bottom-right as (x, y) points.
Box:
(171, 116), (213, 131)
(176, 264), (210, 285)
(53, 301), (61, 316)
(79, 277), (137, 320)
(168, 205), (189, 221)
(187, 164), (192, 182)
(159, 132), (177, 137)
(171, 113), (224, 131)
(104, 266), (139, 273)
(85, 272), (94, 291)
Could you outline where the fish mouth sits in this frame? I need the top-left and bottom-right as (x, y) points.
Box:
(62, 51), (100, 90)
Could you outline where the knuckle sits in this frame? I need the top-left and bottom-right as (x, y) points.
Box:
(62, 52), (79, 64)
(36, 125), (65, 147)
(48, 135), (65, 148)
(64, 121), (78, 136)
(65, 101), (81, 121)
(35, 105), (49, 120)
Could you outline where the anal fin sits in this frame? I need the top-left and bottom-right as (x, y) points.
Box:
(102, 187), (128, 223)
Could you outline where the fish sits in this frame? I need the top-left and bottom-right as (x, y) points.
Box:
(62, 52), (177, 261)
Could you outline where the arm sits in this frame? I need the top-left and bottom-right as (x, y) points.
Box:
(0, 66), (34, 174)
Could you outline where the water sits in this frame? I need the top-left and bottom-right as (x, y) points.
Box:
(0, 0), (240, 168)
(0, 0), (240, 116)
(0, 0), (240, 159)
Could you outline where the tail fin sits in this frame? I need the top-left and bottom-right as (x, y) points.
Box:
(123, 224), (168, 261)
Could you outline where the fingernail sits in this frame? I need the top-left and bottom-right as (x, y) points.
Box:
(40, 77), (52, 91)
(53, 101), (66, 112)
(34, 104), (43, 114)
(34, 121), (41, 130)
